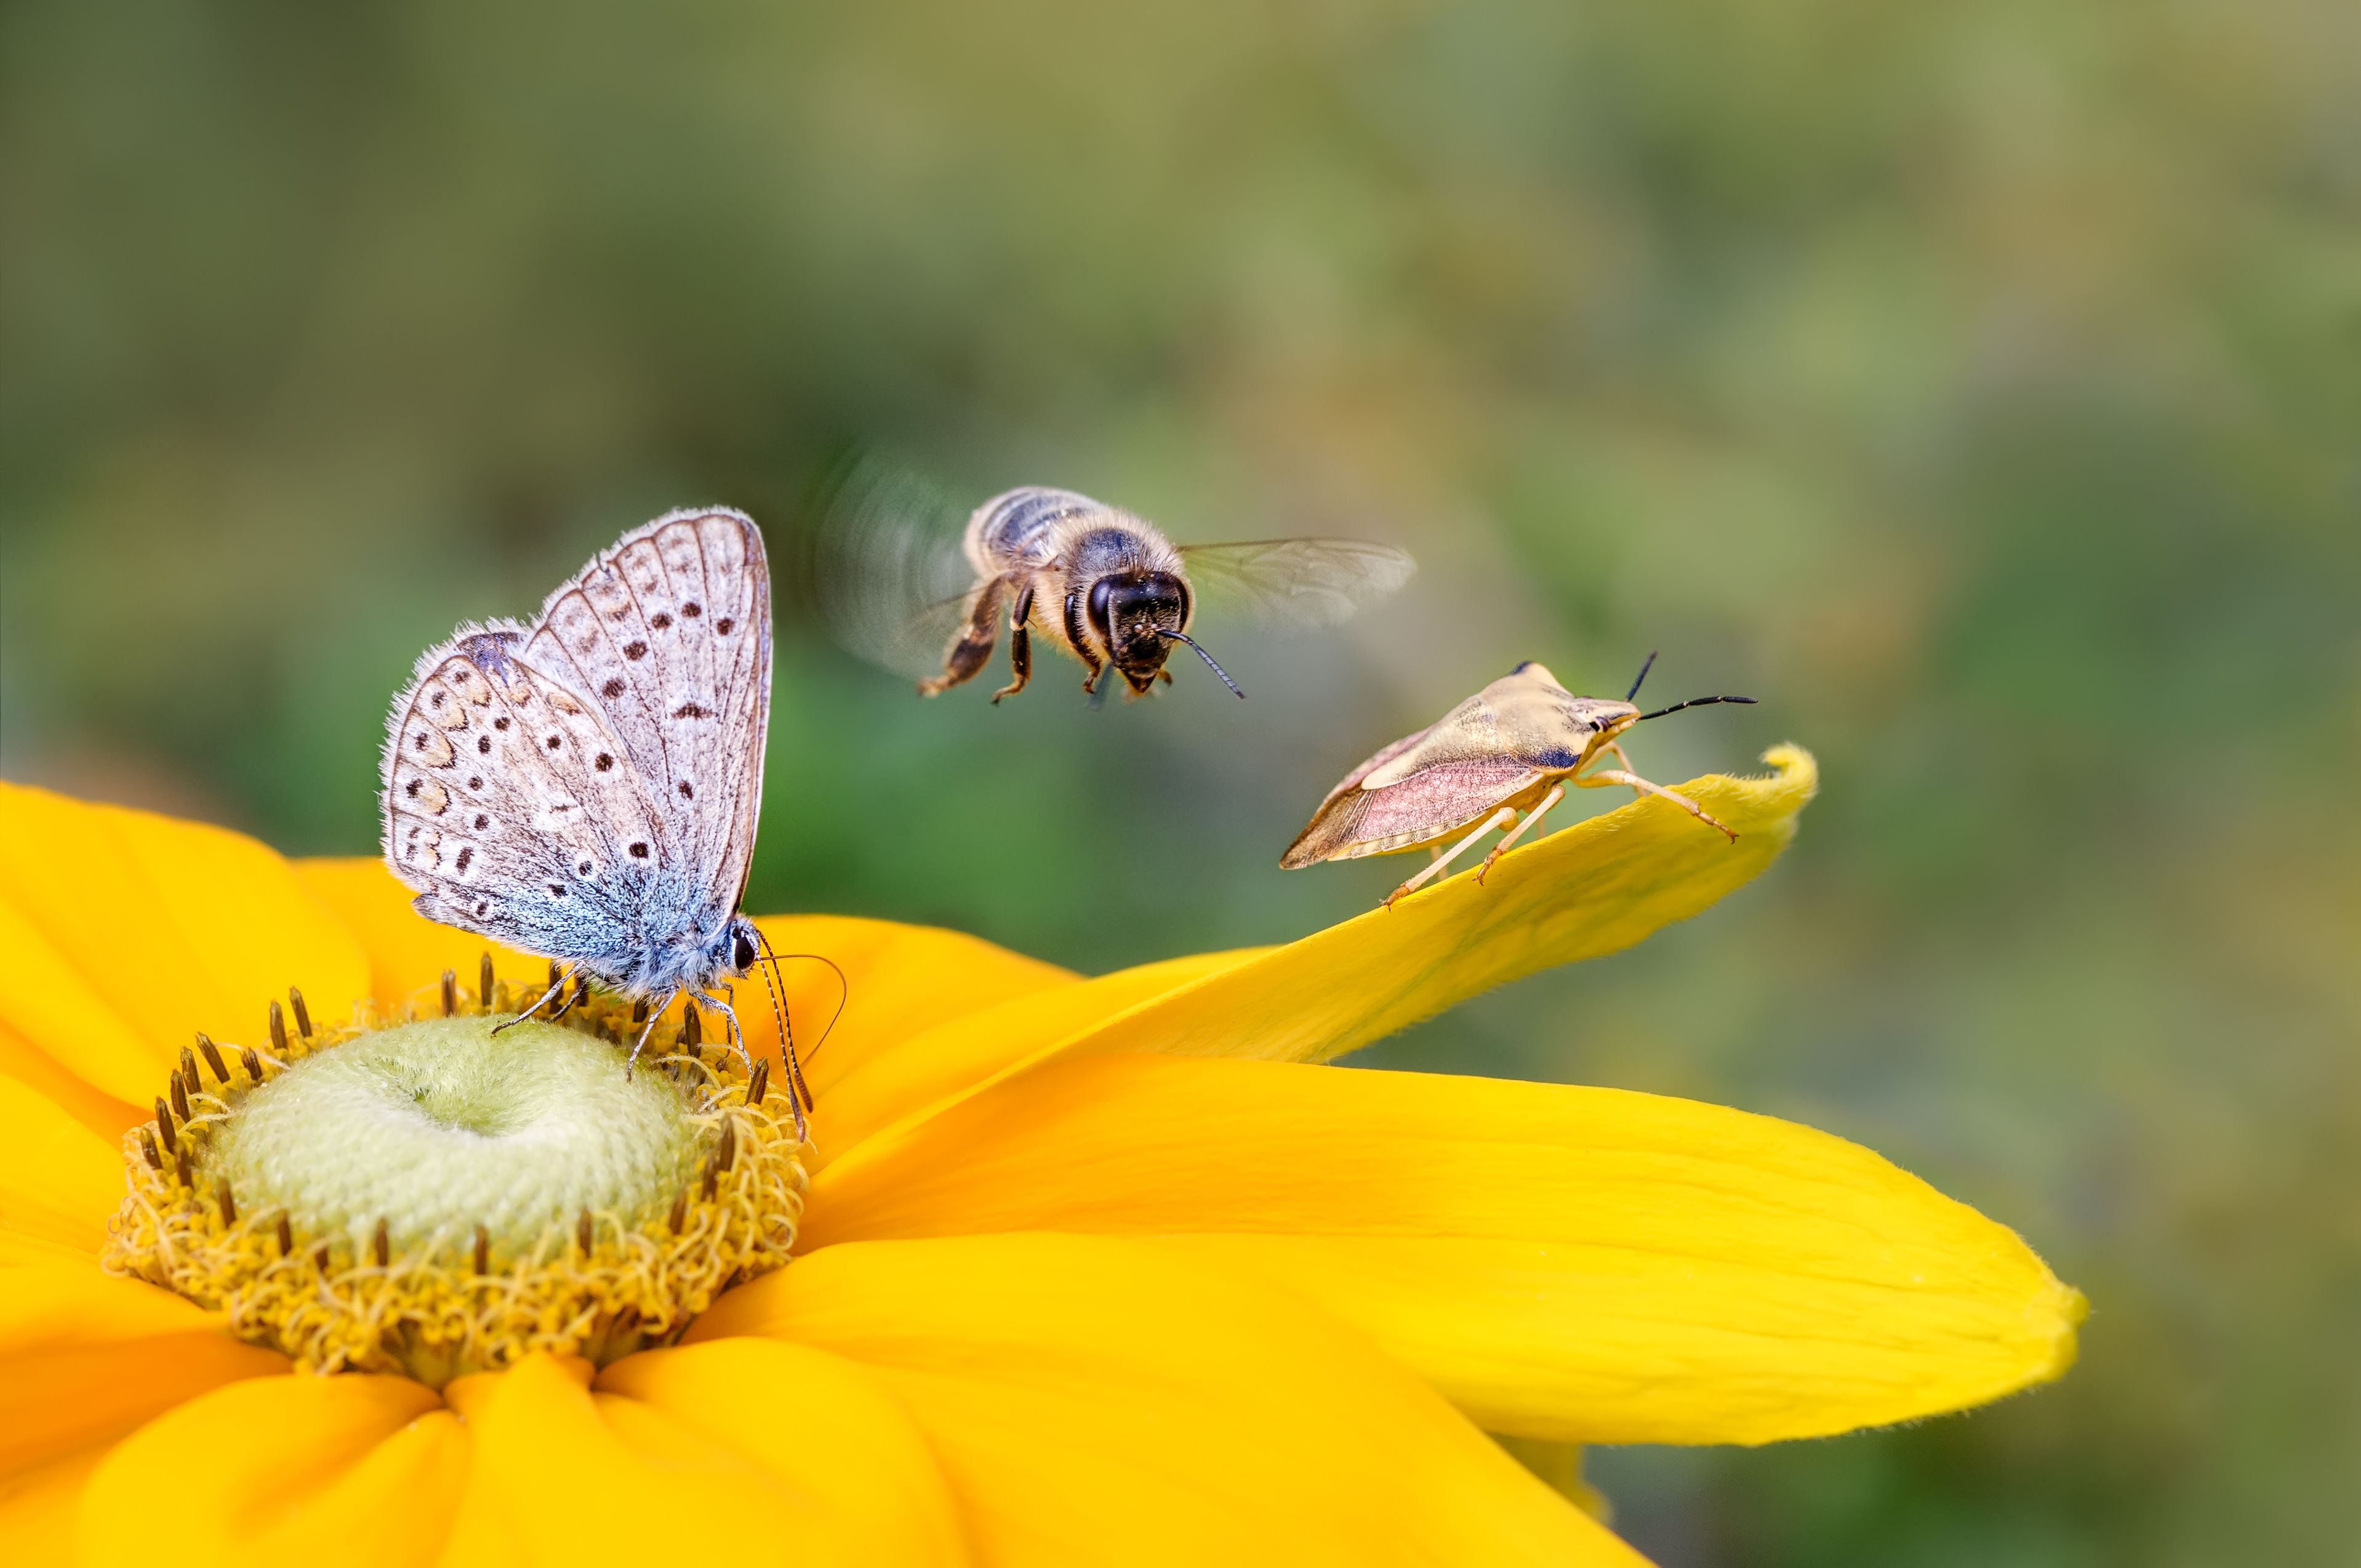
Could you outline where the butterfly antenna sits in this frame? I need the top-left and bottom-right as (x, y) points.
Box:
(1625, 650), (1659, 703)
(753, 929), (848, 1116)
(1635, 695), (1758, 722)
(1156, 629), (1245, 698)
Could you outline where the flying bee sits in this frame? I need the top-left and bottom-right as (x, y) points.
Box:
(1280, 654), (1757, 908)
(816, 468), (1417, 702)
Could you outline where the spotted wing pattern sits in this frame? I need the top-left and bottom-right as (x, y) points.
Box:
(380, 509), (772, 992)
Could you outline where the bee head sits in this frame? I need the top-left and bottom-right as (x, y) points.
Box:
(1091, 571), (1190, 692)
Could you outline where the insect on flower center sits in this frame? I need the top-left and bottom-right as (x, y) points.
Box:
(103, 966), (807, 1388)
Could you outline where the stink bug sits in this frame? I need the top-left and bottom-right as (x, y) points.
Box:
(1279, 655), (1756, 908)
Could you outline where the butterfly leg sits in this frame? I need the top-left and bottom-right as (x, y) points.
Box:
(1577, 767), (1738, 841)
(920, 577), (1008, 697)
(491, 963), (572, 1035)
(696, 988), (807, 1142)
(623, 988), (678, 1079)
(1477, 783), (1566, 883)
(993, 584), (1035, 703)
(1385, 806), (1518, 910)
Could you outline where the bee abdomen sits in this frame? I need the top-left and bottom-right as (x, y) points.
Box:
(969, 487), (1102, 569)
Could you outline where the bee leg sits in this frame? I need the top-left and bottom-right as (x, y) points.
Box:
(1157, 668), (1173, 685)
(1385, 807), (1517, 910)
(1080, 657), (1107, 697)
(920, 577), (1008, 697)
(993, 585), (1035, 703)
(1578, 767), (1738, 842)
(1477, 783), (1566, 883)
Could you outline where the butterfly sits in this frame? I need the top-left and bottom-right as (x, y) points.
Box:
(380, 507), (780, 1079)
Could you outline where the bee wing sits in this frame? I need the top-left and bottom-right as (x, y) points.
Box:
(1178, 538), (1417, 628)
(811, 460), (982, 680)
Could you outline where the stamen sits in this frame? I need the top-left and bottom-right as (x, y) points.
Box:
(479, 953), (495, 1008)
(268, 1000), (289, 1056)
(106, 999), (811, 1386)
(682, 1007), (702, 1049)
(290, 987), (313, 1039)
(441, 969), (458, 1018)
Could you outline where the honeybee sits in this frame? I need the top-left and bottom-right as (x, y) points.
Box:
(1281, 655), (1757, 907)
(817, 470), (1417, 702)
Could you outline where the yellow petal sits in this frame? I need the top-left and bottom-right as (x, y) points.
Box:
(0, 783), (371, 1107)
(0, 1263), (288, 1477)
(745, 913), (1076, 1095)
(691, 1233), (1649, 1566)
(290, 857), (541, 1017)
(808, 948), (1267, 1169)
(827, 749), (1816, 1176)
(0, 1072), (125, 1253)
(438, 1350), (966, 1567)
(600, 1339), (968, 1566)
(0, 1441), (109, 1563)
(0, 1017), (142, 1143)
(79, 1374), (464, 1568)
(802, 1054), (2083, 1445)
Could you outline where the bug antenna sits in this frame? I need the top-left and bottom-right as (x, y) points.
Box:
(1156, 629), (1245, 698)
(1625, 650), (1659, 703)
(1635, 695), (1758, 722)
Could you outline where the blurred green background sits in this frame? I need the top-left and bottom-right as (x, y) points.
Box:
(4, 1), (2356, 1561)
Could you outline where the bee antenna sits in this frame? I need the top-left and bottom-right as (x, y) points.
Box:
(1156, 629), (1245, 698)
(1625, 650), (1659, 703)
(1635, 695), (1758, 722)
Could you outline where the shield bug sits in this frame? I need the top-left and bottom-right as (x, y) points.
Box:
(1279, 654), (1757, 908)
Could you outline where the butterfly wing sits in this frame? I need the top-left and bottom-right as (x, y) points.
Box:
(382, 508), (773, 990)
(1178, 538), (1417, 628)
(381, 626), (667, 971)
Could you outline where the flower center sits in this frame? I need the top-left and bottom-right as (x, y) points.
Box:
(103, 969), (807, 1387)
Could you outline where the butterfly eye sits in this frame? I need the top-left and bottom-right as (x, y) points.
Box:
(731, 927), (757, 972)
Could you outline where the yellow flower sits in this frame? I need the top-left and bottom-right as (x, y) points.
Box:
(0, 750), (2083, 1567)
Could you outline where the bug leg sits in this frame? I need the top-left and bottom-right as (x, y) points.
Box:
(1578, 768), (1738, 841)
(993, 584), (1036, 703)
(921, 577), (1008, 697)
(1477, 783), (1566, 883)
(1385, 807), (1518, 910)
